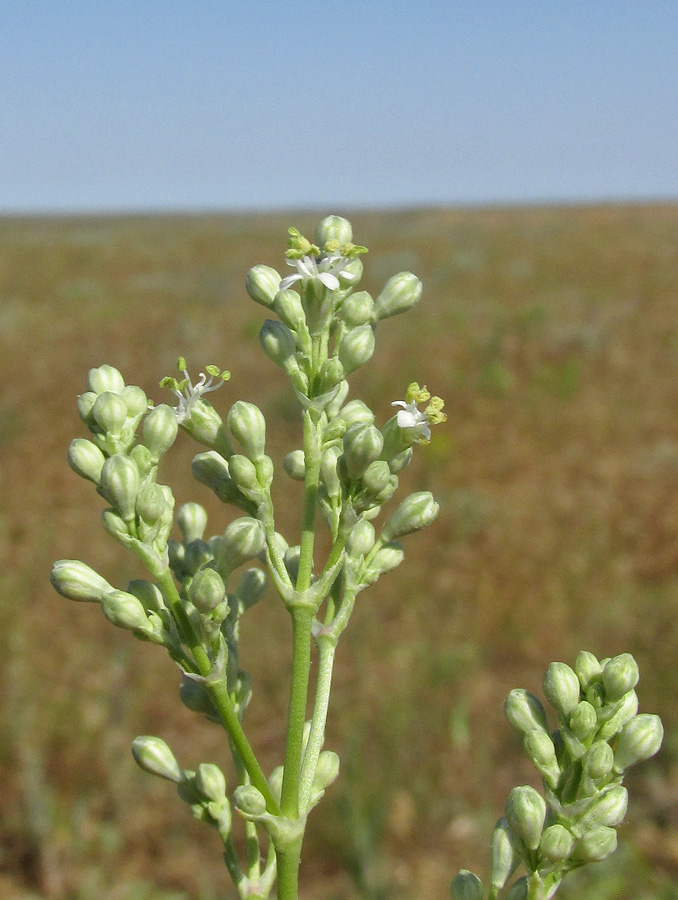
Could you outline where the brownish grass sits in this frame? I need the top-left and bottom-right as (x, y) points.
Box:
(0, 205), (677, 899)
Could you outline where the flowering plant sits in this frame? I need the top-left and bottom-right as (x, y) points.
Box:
(51, 217), (662, 900)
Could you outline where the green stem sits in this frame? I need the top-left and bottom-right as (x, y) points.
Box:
(276, 837), (303, 900)
(298, 637), (337, 813)
(280, 606), (313, 817)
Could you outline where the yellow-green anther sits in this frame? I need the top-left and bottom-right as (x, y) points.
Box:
(338, 290), (374, 328)
(504, 689), (549, 734)
(274, 288), (307, 330)
(312, 751), (340, 792)
(68, 438), (106, 484)
(88, 364), (125, 395)
(338, 324), (375, 375)
(575, 650), (603, 690)
(381, 491), (439, 541)
(92, 391), (128, 434)
(101, 589), (150, 632)
(490, 817), (521, 891)
(246, 264), (281, 308)
(188, 567), (226, 613)
(121, 384), (149, 418)
(569, 700), (598, 741)
(259, 320), (298, 370)
(236, 567), (267, 609)
(195, 762), (227, 804)
(374, 272), (422, 320)
(343, 424), (384, 480)
(613, 713), (664, 773)
(573, 825), (617, 863)
(315, 215), (353, 247)
(283, 449), (306, 481)
(505, 785), (546, 851)
(234, 784), (267, 817)
(543, 662), (581, 718)
(450, 870), (484, 900)
(523, 729), (561, 788)
(131, 736), (183, 783)
(584, 741), (614, 781)
(581, 784), (629, 828)
(227, 401), (267, 461)
(602, 653), (639, 701)
(143, 404), (179, 459)
(99, 455), (140, 522)
(539, 824), (574, 862)
(177, 502), (208, 543)
(50, 559), (113, 603)
(425, 395), (447, 426)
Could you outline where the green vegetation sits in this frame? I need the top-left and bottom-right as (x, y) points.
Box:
(0, 205), (676, 899)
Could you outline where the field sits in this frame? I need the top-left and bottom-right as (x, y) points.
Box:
(0, 205), (677, 899)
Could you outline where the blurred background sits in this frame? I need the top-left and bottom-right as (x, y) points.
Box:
(1, 3), (677, 899)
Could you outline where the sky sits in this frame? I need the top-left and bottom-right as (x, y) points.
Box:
(1, 1), (676, 214)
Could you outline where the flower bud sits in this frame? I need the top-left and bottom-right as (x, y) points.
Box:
(128, 579), (165, 612)
(505, 786), (546, 850)
(320, 446), (342, 497)
(143, 404), (179, 459)
(504, 689), (549, 734)
(284, 546), (301, 582)
(274, 289), (306, 331)
(77, 391), (98, 426)
(246, 264), (281, 307)
(575, 650), (603, 690)
(259, 320), (298, 370)
(313, 750), (340, 791)
(338, 291), (374, 327)
(584, 741), (614, 781)
(88, 364), (125, 395)
(228, 454), (262, 499)
(543, 662), (581, 718)
(101, 589), (151, 632)
(51, 559), (112, 603)
(523, 730), (560, 789)
(188, 567), (226, 613)
(338, 324), (375, 375)
(360, 460), (392, 497)
(347, 519), (376, 557)
(101, 508), (130, 542)
(505, 877), (528, 900)
(573, 825), (617, 863)
(490, 817), (521, 892)
(602, 653), (639, 702)
(134, 483), (167, 524)
(179, 677), (216, 715)
(338, 257), (363, 287)
(381, 491), (439, 541)
(92, 391), (128, 434)
(363, 542), (404, 583)
(191, 451), (239, 504)
(389, 448), (414, 474)
(539, 824), (574, 862)
(234, 784), (267, 817)
(99, 455), (140, 521)
(195, 762), (227, 803)
(177, 502), (208, 543)
(569, 700), (598, 741)
(132, 735), (183, 783)
(283, 449), (306, 480)
(450, 870), (484, 900)
(336, 399), (374, 429)
(374, 272), (422, 320)
(315, 215), (352, 247)
(343, 424), (384, 481)
(227, 401), (266, 460)
(236, 567), (267, 608)
(121, 384), (148, 418)
(582, 784), (628, 828)
(68, 438), (106, 484)
(613, 713), (663, 772)
(318, 357), (345, 393)
(219, 517), (266, 572)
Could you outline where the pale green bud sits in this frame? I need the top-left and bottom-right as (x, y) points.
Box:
(602, 653), (639, 702)
(505, 877), (528, 900)
(389, 447), (414, 474)
(569, 700), (598, 741)
(597, 688), (639, 741)
(99, 455), (140, 522)
(181, 400), (232, 455)
(584, 741), (614, 781)
(364, 542), (404, 583)
(227, 401), (266, 460)
(343, 424), (384, 480)
(228, 454), (262, 499)
(143, 404), (179, 459)
(490, 817), (521, 892)
(539, 824), (574, 862)
(543, 662), (581, 718)
(101, 589), (150, 632)
(191, 452), (238, 504)
(505, 690), (549, 734)
(77, 391), (98, 425)
(347, 519), (376, 557)
(68, 438), (106, 484)
(360, 460), (392, 497)
(573, 825), (617, 862)
(336, 399), (374, 429)
(283, 449), (306, 480)
(274, 289), (306, 331)
(188, 567), (226, 613)
(505, 785), (546, 850)
(133, 483), (165, 524)
(338, 291), (374, 327)
(449, 870), (484, 900)
(374, 272), (422, 320)
(220, 517), (266, 571)
(358, 473), (398, 512)
(315, 215), (352, 246)
(236, 567), (267, 608)
(234, 784), (267, 817)
(381, 491), (439, 541)
(338, 257), (363, 287)
(92, 391), (128, 434)
(179, 677), (216, 715)
(582, 784), (628, 828)
(88, 364), (125, 395)
(284, 546), (301, 582)
(259, 319), (297, 369)
(51, 559), (113, 603)
(195, 762), (227, 803)
(320, 446), (342, 497)
(613, 713), (663, 772)
(101, 508), (129, 542)
(575, 650), (603, 690)
(184, 540), (212, 575)
(338, 324), (375, 375)
(177, 502), (208, 543)
(313, 750), (340, 791)
(130, 443), (155, 479)
(318, 357), (345, 393)
(132, 735), (183, 783)
(121, 384), (149, 418)
(127, 579), (165, 612)
(523, 730), (561, 789)
(246, 264), (281, 308)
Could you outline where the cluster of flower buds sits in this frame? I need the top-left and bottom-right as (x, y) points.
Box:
(451, 651), (663, 900)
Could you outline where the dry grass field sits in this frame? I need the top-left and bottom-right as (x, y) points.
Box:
(0, 205), (677, 899)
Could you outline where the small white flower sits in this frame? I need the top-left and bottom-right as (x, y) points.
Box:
(171, 368), (224, 424)
(280, 254), (348, 292)
(391, 398), (432, 442)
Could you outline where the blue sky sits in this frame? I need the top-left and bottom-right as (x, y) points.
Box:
(1, 1), (676, 213)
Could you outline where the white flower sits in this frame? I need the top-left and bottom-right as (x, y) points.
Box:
(391, 398), (432, 442)
(171, 368), (225, 424)
(280, 254), (348, 292)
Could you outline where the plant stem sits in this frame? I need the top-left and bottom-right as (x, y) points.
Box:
(298, 637), (337, 813)
(276, 837), (303, 900)
(280, 606), (313, 818)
